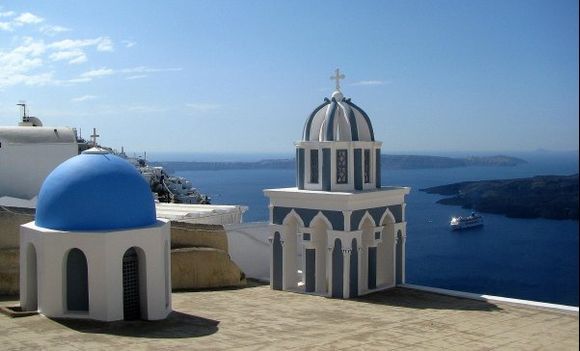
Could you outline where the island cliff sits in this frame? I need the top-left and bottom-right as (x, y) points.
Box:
(421, 174), (579, 220)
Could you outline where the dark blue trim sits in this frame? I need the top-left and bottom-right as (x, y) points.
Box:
(272, 206), (344, 230)
(332, 239), (343, 298)
(345, 103), (359, 141)
(321, 210), (344, 231)
(368, 247), (377, 289)
(354, 148), (362, 191)
(303, 100), (330, 141)
(305, 249), (315, 293)
(347, 101), (375, 141)
(297, 148), (305, 189)
(273, 232), (283, 290)
(375, 149), (381, 188)
(396, 230), (403, 285)
(324, 100), (338, 141)
(273, 207), (292, 225)
(388, 205), (403, 223)
(350, 205), (403, 231)
(322, 148), (331, 191)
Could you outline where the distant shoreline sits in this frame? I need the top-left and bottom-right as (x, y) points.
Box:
(151, 154), (527, 172)
(421, 174), (579, 220)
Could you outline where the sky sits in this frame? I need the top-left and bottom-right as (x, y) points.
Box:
(0, 0), (578, 156)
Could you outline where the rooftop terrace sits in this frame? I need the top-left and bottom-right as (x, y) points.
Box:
(1, 283), (578, 350)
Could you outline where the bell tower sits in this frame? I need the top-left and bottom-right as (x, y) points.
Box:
(265, 70), (410, 299)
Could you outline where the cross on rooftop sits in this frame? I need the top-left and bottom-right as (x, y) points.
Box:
(90, 128), (100, 146)
(330, 68), (345, 91)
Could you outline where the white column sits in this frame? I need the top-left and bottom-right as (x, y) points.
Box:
(268, 235), (274, 289)
(326, 244), (333, 298)
(393, 234), (398, 286)
(280, 238), (290, 290)
(343, 210), (352, 234)
(357, 246), (364, 295)
(401, 230), (407, 284)
(342, 248), (351, 298)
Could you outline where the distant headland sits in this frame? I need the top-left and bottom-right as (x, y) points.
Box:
(421, 174), (579, 220)
(152, 154), (527, 172)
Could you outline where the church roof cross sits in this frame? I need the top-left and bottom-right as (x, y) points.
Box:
(330, 68), (345, 91)
(90, 128), (100, 147)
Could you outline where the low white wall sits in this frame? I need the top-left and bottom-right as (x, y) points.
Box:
(225, 222), (270, 282)
(401, 283), (579, 313)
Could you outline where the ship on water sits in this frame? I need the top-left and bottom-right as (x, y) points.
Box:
(450, 212), (484, 230)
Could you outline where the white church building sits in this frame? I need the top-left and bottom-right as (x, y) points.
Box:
(19, 148), (172, 321)
(0, 114), (79, 204)
(264, 70), (410, 299)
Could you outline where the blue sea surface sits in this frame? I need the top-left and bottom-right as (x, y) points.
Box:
(175, 152), (579, 306)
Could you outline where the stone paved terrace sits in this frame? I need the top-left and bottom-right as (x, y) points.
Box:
(0, 283), (578, 350)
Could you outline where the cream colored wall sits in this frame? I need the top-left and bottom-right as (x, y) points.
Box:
(170, 221), (228, 251)
(0, 207), (34, 249)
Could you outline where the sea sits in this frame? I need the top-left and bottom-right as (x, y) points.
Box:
(154, 151), (579, 306)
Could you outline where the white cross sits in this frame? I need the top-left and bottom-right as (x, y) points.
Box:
(330, 68), (345, 91)
(90, 128), (100, 146)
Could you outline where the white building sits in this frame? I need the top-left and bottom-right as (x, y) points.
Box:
(19, 148), (172, 321)
(0, 116), (78, 201)
(264, 71), (410, 298)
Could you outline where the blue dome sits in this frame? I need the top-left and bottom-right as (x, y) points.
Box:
(36, 150), (156, 231)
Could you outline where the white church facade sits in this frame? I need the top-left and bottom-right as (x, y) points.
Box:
(265, 70), (410, 298)
(0, 125), (78, 202)
(19, 148), (172, 321)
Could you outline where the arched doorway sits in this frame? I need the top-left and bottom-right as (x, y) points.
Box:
(23, 243), (38, 311)
(349, 238), (358, 298)
(122, 247), (141, 320)
(309, 215), (329, 294)
(331, 239), (343, 298)
(378, 211), (396, 287)
(272, 231), (283, 290)
(66, 248), (89, 312)
(282, 215), (301, 290)
(360, 216), (375, 290)
(396, 230), (404, 285)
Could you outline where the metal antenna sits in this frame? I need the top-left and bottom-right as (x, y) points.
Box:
(16, 102), (27, 121)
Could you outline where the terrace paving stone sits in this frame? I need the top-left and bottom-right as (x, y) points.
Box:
(0, 284), (577, 350)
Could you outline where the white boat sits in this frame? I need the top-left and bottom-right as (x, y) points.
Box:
(450, 212), (483, 230)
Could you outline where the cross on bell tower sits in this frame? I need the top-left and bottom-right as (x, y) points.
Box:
(330, 68), (345, 91)
(90, 128), (100, 147)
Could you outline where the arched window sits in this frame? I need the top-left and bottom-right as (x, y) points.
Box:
(122, 247), (141, 320)
(66, 248), (89, 312)
(336, 149), (348, 184)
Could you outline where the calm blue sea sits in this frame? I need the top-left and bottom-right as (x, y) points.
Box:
(174, 152), (579, 306)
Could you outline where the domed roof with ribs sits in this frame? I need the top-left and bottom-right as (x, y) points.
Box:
(302, 90), (375, 142)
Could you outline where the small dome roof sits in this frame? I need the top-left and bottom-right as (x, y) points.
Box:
(35, 149), (156, 231)
(302, 91), (375, 142)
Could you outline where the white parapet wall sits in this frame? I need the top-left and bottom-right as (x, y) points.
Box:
(156, 203), (247, 226)
(224, 222), (271, 282)
(401, 283), (579, 313)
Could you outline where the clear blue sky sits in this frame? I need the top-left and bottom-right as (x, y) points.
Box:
(1, 0), (578, 155)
